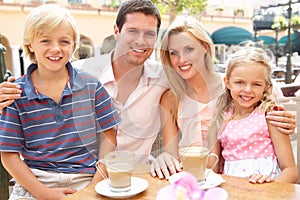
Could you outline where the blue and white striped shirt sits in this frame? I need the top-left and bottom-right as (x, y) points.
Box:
(0, 62), (120, 174)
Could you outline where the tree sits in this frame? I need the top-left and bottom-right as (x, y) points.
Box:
(150, 0), (207, 24)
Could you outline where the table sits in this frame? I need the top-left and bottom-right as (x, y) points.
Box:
(62, 172), (300, 200)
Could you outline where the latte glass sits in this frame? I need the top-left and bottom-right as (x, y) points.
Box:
(179, 146), (218, 185)
(96, 150), (135, 192)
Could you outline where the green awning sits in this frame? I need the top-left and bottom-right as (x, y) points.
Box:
(212, 26), (253, 45)
(278, 33), (298, 45)
(257, 35), (276, 45)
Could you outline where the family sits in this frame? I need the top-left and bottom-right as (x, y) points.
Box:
(0, 0), (297, 199)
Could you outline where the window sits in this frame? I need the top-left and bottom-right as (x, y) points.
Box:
(68, 0), (82, 5)
(100, 0), (121, 7)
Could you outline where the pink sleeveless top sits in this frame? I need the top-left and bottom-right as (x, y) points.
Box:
(218, 108), (276, 161)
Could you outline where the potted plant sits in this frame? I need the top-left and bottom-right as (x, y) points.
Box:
(272, 15), (288, 31)
(215, 8), (223, 16)
(292, 15), (300, 30)
(234, 8), (244, 17)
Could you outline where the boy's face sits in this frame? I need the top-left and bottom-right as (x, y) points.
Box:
(29, 20), (75, 72)
(113, 12), (158, 68)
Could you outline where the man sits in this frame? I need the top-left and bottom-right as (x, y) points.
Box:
(70, 0), (169, 163)
(0, 0), (296, 165)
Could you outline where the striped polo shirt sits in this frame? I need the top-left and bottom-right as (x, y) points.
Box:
(0, 62), (120, 174)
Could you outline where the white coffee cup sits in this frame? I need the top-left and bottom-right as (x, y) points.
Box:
(179, 146), (218, 185)
(96, 150), (135, 192)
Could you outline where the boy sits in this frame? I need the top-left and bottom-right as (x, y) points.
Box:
(0, 4), (120, 199)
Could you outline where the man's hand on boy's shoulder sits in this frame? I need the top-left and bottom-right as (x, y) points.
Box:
(0, 76), (22, 111)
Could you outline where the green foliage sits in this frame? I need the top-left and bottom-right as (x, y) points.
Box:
(272, 15), (300, 30)
(272, 15), (288, 29)
(234, 8), (244, 15)
(215, 7), (223, 11)
(150, 0), (207, 20)
(292, 15), (300, 25)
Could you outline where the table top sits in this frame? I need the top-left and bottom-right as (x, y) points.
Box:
(62, 172), (300, 200)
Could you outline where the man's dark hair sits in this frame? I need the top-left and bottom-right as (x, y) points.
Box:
(116, 0), (161, 34)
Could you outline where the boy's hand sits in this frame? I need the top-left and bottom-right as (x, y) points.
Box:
(35, 187), (77, 200)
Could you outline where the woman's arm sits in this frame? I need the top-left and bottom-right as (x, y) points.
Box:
(161, 90), (180, 158)
(150, 90), (181, 179)
(207, 124), (222, 173)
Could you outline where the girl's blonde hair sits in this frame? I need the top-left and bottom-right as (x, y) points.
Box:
(213, 42), (275, 131)
(160, 15), (215, 100)
(23, 4), (80, 63)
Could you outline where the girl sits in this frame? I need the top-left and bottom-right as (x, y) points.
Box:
(210, 44), (298, 183)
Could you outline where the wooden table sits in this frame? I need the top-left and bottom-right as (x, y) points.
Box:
(62, 172), (300, 200)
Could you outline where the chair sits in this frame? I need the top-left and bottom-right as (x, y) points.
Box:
(0, 156), (10, 199)
(278, 96), (300, 184)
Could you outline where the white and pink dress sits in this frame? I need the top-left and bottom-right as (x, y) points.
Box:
(218, 108), (281, 178)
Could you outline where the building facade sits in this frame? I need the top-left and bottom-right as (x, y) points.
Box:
(0, 0), (269, 77)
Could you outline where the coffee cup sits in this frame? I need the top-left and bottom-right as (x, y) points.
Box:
(179, 146), (218, 185)
(96, 150), (135, 192)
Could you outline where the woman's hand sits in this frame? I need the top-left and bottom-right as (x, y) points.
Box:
(150, 152), (182, 180)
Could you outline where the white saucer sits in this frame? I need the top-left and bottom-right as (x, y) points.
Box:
(198, 169), (226, 190)
(95, 177), (149, 199)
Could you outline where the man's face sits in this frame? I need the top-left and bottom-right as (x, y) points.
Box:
(114, 12), (158, 68)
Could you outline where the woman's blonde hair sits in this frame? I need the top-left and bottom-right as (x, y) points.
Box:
(160, 15), (215, 100)
(22, 4), (80, 63)
(213, 42), (275, 131)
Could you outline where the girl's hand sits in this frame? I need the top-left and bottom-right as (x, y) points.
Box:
(249, 174), (274, 184)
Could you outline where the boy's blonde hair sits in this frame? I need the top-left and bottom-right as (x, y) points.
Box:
(213, 42), (275, 131)
(23, 4), (80, 63)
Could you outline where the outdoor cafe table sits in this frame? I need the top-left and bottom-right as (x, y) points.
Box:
(62, 164), (300, 200)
